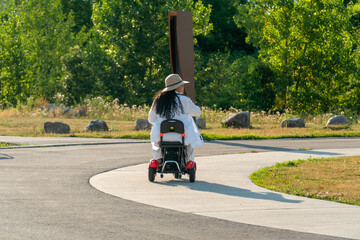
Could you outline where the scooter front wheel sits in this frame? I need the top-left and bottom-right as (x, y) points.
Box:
(148, 167), (156, 182)
(188, 168), (195, 183)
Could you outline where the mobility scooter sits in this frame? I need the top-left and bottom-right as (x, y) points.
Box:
(148, 119), (196, 182)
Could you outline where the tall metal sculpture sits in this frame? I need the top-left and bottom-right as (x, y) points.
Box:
(168, 11), (195, 102)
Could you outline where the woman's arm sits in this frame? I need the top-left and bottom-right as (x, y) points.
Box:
(148, 102), (157, 124)
(182, 96), (201, 117)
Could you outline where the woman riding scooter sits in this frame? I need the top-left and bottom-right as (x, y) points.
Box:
(148, 74), (204, 166)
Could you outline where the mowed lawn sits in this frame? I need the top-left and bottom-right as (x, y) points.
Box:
(251, 156), (360, 206)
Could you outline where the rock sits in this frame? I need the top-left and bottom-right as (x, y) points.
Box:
(281, 118), (305, 128)
(44, 122), (70, 134)
(47, 103), (57, 111)
(62, 106), (73, 116)
(325, 115), (350, 129)
(221, 112), (250, 128)
(75, 109), (86, 117)
(195, 117), (206, 129)
(134, 119), (151, 131)
(84, 119), (109, 132)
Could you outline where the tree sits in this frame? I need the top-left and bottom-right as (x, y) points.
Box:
(91, 0), (212, 105)
(0, 0), (85, 106)
(235, 0), (358, 113)
(60, 0), (93, 33)
(197, 0), (254, 54)
(0, 1), (28, 107)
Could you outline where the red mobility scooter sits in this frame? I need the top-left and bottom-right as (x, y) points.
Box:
(148, 119), (196, 182)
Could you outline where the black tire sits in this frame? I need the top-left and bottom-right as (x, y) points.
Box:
(148, 167), (156, 182)
(174, 172), (182, 179)
(189, 168), (195, 183)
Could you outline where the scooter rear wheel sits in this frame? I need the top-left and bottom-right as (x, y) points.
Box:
(148, 167), (156, 182)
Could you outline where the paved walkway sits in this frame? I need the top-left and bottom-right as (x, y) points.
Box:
(90, 148), (360, 240)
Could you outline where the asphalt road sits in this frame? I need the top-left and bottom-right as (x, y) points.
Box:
(1, 137), (359, 240)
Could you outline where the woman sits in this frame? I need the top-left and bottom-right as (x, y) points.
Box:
(148, 74), (204, 164)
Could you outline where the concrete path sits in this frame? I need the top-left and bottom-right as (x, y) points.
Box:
(91, 148), (360, 240)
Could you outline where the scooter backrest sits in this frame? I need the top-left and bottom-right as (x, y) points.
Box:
(160, 119), (184, 134)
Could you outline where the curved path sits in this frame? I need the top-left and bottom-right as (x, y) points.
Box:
(91, 149), (360, 239)
(1, 136), (360, 239)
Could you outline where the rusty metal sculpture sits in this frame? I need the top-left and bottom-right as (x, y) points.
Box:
(168, 11), (195, 102)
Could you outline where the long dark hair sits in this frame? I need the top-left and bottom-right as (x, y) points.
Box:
(153, 90), (184, 119)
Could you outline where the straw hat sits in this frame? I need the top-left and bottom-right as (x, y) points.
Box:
(162, 74), (189, 92)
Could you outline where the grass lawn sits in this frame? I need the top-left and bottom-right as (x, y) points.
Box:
(1, 116), (360, 140)
(250, 156), (360, 206)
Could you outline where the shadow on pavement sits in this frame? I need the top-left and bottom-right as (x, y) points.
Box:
(0, 153), (14, 160)
(155, 180), (302, 204)
(210, 140), (342, 156)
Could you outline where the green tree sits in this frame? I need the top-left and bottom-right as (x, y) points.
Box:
(0, 1), (28, 107)
(235, 0), (358, 113)
(61, 45), (94, 104)
(197, 0), (254, 54)
(0, 0), (86, 106)
(92, 0), (212, 105)
(61, 0), (93, 33)
(195, 51), (276, 110)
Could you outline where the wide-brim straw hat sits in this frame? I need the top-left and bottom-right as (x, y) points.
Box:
(162, 74), (189, 92)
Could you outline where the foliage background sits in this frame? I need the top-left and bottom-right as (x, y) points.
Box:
(1, 0), (360, 114)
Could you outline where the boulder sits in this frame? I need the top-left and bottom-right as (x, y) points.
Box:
(195, 117), (206, 129)
(134, 119), (151, 131)
(47, 103), (57, 111)
(75, 109), (86, 117)
(281, 118), (305, 128)
(84, 119), (109, 132)
(325, 115), (350, 129)
(221, 112), (250, 128)
(62, 106), (73, 116)
(44, 122), (70, 134)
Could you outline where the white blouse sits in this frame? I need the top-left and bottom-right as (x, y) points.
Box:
(148, 93), (204, 148)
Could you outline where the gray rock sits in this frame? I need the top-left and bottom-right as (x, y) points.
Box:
(325, 115), (350, 129)
(84, 119), (109, 132)
(134, 119), (151, 131)
(47, 103), (57, 111)
(44, 122), (70, 134)
(281, 118), (305, 128)
(221, 112), (250, 128)
(195, 117), (206, 129)
(62, 107), (73, 116)
(75, 109), (86, 117)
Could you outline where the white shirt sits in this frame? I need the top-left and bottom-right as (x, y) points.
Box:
(148, 93), (204, 148)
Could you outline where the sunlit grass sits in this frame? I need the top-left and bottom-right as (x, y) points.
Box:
(1, 97), (360, 140)
(250, 156), (360, 206)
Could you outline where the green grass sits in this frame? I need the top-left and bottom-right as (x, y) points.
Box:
(0, 142), (17, 147)
(250, 156), (360, 206)
(0, 142), (29, 148)
(1, 100), (360, 140)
